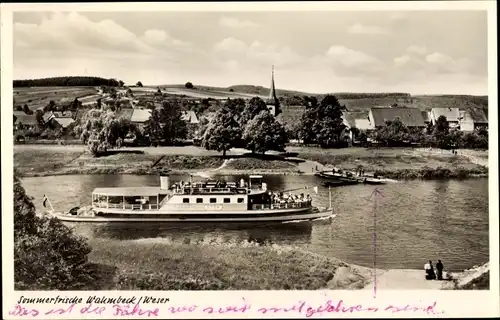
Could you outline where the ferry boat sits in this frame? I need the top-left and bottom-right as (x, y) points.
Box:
(316, 169), (386, 186)
(48, 173), (333, 223)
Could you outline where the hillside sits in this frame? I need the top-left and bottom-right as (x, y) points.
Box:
(14, 76), (123, 87)
(13, 78), (488, 126)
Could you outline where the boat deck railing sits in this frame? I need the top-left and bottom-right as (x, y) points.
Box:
(252, 201), (312, 210)
(173, 187), (250, 195)
(93, 203), (159, 210)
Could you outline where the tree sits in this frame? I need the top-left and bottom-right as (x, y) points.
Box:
(43, 100), (56, 112)
(239, 97), (269, 127)
(185, 82), (194, 89)
(316, 95), (347, 147)
(143, 109), (163, 146)
(35, 109), (45, 127)
(432, 115), (450, 148)
(118, 80), (125, 87)
(298, 95), (346, 148)
(136, 81), (143, 87)
(14, 171), (96, 290)
(283, 120), (301, 141)
(158, 100), (188, 145)
(373, 117), (409, 146)
(75, 109), (123, 156)
(243, 110), (288, 155)
(22, 104), (33, 115)
(202, 107), (242, 157)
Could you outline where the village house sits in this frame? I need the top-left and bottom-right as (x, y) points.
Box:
(368, 107), (427, 130)
(129, 107), (200, 131)
(14, 114), (38, 131)
(430, 107), (461, 129)
(341, 111), (372, 144)
(459, 109), (488, 132)
(421, 110), (432, 126)
(130, 108), (153, 130)
(43, 111), (75, 131)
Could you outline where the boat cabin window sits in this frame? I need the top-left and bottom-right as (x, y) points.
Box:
(196, 198), (203, 203)
(183, 198), (190, 203)
(237, 198), (244, 203)
(223, 198), (231, 203)
(210, 198), (217, 203)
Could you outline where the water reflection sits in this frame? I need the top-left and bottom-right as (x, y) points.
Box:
(69, 221), (313, 246)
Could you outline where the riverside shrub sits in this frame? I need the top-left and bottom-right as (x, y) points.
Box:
(13, 172), (95, 290)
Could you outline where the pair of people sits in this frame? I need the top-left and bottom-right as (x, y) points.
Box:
(424, 260), (444, 280)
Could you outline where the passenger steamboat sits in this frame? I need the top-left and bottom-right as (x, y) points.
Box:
(48, 172), (333, 223)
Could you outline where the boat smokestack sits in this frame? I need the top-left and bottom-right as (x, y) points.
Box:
(160, 172), (170, 190)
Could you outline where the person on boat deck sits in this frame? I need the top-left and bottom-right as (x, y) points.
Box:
(436, 260), (444, 280)
(424, 260), (436, 280)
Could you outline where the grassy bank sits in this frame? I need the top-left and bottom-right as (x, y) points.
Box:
(293, 147), (488, 180)
(87, 238), (371, 290)
(14, 149), (225, 177)
(14, 146), (488, 180)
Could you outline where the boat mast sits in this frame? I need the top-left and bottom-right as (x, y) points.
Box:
(328, 186), (332, 211)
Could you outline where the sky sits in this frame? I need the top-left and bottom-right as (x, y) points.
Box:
(13, 10), (488, 95)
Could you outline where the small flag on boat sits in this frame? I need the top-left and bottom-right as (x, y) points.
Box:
(42, 194), (48, 208)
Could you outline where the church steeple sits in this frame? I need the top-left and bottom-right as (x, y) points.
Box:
(266, 65), (280, 116)
(268, 65), (278, 105)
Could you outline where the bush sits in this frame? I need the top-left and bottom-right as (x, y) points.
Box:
(13, 172), (96, 290)
(116, 272), (227, 290)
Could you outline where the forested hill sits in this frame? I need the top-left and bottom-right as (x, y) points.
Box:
(13, 76), (123, 87)
(226, 84), (411, 99)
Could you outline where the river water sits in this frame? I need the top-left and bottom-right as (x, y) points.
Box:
(20, 174), (489, 271)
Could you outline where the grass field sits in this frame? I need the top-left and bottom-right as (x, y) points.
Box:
(87, 237), (371, 290)
(13, 86), (99, 110)
(14, 149), (84, 175)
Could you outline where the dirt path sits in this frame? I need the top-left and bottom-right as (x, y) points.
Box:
(362, 269), (453, 290)
(411, 148), (489, 167)
(287, 157), (326, 175)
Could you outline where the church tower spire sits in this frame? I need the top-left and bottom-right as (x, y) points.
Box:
(268, 65), (277, 103)
(266, 65), (280, 116)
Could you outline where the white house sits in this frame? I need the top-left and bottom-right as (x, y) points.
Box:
(459, 111), (475, 132)
(430, 107), (461, 128)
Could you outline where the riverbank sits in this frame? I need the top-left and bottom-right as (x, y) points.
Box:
(85, 237), (489, 290)
(14, 145), (488, 180)
(293, 146), (488, 180)
(87, 238), (373, 290)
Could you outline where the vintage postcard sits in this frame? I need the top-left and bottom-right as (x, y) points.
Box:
(1, 1), (498, 319)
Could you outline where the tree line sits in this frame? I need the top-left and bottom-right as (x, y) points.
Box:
(14, 77), (123, 87)
(351, 115), (488, 150)
(201, 97), (288, 157)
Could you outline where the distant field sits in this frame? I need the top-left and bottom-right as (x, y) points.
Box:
(13, 84), (487, 123)
(340, 95), (488, 116)
(13, 86), (98, 110)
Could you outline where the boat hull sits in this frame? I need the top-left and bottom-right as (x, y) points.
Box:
(49, 208), (333, 223)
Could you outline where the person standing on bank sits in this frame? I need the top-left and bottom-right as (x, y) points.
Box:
(436, 260), (444, 280)
(424, 260), (436, 280)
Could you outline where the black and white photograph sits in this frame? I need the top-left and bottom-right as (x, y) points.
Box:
(2, 2), (497, 311)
